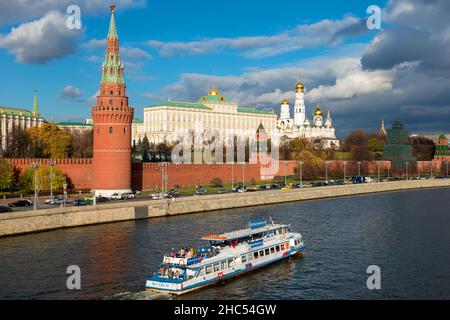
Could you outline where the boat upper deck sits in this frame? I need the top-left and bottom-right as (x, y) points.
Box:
(199, 222), (289, 242)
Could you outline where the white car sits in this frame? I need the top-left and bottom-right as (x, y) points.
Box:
(122, 192), (136, 200)
(109, 193), (123, 200)
(151, 193), (162, 200)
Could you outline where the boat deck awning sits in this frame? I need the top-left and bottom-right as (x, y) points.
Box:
(198, 223), (288, 242)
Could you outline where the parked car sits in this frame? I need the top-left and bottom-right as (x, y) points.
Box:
(73, 199), (88, 206)
(96, 197), (110, 203)
(0, 206), (13, 213)
(49, 198), (71, 205)
(292, 183), (302, 189)
(122, 192), (136, 200)
(151, 193), (162, 200)
(8, 200), (32, 207)
(165, 190), (179, 198)
(282, 185), (293, 190)
(84, 196), (95, 204)
(237, 186), (248, 193)
(195, 189), (208, 196)
(217, 188), (228, 194)
(109, 193), (123, 200)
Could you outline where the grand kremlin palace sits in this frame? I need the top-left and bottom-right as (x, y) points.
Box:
(136, 86), (278, 145)
(0, 94), (45, 150)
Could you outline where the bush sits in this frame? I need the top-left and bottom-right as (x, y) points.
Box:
(210, 178), (223, 188)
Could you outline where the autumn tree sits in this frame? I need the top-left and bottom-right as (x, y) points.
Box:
(18, 165), (66, 193)
(0, 160), (15, 191)
(27, 123), (73, 158)
(71, 130), (93, 158)
(411, 136), (435, 161)
(3, 125), (32, 158)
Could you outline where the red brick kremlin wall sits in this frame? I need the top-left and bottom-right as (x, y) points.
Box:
(3, 159), (448, 191)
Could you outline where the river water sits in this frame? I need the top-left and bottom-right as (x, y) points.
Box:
(0, 188), (449, 300)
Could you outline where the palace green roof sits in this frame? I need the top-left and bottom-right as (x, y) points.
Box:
(146, 100), (213, 111)
(146, 101), (274, 115)
(57, 121), (93, 127)
(0, 106), (41, 118)
(133, 119), (144, 124)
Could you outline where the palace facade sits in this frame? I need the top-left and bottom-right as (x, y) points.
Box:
(138, 86), (278, 144)
(0, 93), (45, 150)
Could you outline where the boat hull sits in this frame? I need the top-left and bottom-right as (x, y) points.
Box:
(145, 244), (304, 296)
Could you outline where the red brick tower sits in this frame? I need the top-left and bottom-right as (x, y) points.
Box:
(92, 5), (134, 197)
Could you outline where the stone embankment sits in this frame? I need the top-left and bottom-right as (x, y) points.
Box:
(1, 179), (449, 237)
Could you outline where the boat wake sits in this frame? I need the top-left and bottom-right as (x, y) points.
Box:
(106, 291), (174, 300)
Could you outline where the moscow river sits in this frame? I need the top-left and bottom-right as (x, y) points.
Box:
(0, 187), (450, 300)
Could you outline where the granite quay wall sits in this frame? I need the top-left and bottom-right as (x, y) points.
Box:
(1, 179), (449, 238)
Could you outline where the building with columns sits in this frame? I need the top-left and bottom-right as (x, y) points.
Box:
(91, 5), (134, 197)
(139, 85), (278, 144)
(277, 81), (340, 149)
(0, 92), (45, 150)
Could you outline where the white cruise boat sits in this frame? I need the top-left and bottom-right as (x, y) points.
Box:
(145, 218), (304, 295)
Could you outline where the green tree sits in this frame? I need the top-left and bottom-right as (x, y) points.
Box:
(0, 160), (15, 191)
(19, 165), (67, 193)
(28, 123), (73, 158)
(141, 136), (151, 162)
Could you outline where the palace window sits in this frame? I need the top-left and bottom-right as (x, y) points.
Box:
(109, 127), (113, 134)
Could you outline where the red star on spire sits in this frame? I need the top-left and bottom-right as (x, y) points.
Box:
(110, 4), (116, 13)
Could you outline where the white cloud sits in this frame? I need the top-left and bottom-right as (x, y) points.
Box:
(0, 0), (147, 27)
(147, 17), (367, 58)
(0, 11), (82, 64)
(59, 85), (83, 101)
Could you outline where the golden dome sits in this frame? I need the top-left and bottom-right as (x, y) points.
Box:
(313, 105), (323, 117)
(208, 85), (220, 96)
(281, 99), (289, 105)
(295, 81), (304, 92)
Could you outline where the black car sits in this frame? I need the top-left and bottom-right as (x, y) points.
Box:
(8, 200), (32, 207)
(96, 197), (110, 203)
(0, 206), (13, 213)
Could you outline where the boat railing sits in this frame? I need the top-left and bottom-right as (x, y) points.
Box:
(150, 274), (185, 284)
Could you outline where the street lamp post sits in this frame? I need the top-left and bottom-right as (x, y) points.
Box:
(377, 162), (381, 183)
(343, 161), (347, 182)
(405, 162), (409, 180)
(298, 161), (304, 188)
(284, 161), (288, 186)
(49, 160), (56, 199)
(358, 161), (362, 177)
(32, 162), (40, 211)
(242, 162), (246, 187)
(231, 163), (234, 190)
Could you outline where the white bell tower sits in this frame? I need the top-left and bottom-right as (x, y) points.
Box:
(280, 99), (290, 120)
(294, 81), (306, 127)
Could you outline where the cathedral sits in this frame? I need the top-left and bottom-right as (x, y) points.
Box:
(276, 82), (340, 149)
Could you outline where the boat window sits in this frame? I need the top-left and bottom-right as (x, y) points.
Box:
(206, 265), (213, 274)
(228, 259), (235, 268)
(276, 246), (280, 252)
(241, 255), (247, 264)
(281, 244), (285, 250)
(270, 247), (275, 254)
(265, 248), (270, 255)
(221, 261), (227, 270)
(254, 252), (259, 259)
(214, 263), (220, 272)
(259, 250), (264, 257)
(248, 254), (253, 261)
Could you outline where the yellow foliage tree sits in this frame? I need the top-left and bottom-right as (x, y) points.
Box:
(27, 123), (72, 158)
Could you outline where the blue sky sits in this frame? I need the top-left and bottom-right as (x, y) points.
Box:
(1, 0), (449, 137)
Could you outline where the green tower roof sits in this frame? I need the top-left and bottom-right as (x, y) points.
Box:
(107, 6), (118, 39)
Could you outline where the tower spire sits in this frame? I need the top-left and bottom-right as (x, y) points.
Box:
(380, 119), (387, 136)
(108, 4), (118, 39)
(33, 90), (39, 117)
